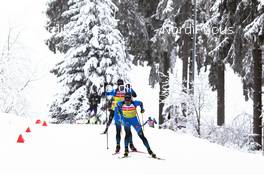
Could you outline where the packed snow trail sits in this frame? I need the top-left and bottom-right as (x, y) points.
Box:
(0, 114), (264, 175)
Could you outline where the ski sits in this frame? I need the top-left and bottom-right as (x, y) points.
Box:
(149, 156), (165, 160)
(113, 150), (146, 155)
(118, 155), (165, 160)
(116, 152), (165, 160)
(130, 150), (147, 154)
(112, 152), (120, 155)
(118, 155), (130, 159)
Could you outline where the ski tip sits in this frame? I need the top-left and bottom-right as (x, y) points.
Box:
(118, 156), (130, 159)
(112, 152), (120, 155)
(150, 156), (165, 160)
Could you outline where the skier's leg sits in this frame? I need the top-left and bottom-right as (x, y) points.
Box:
(124, 125), (132, 150)
(115, 123), (121, 145)
(129, 117), (150, 148)
(124, 126), (131, 157)
(113, 108), (122, 145)
(128, 126), (137, 151)
(137, 129), (150, 149)
(87, 107), (92, 117)
(107, 110), (114, 126)
(114, 123), (121, 153)
(137, 129), (156, 157)
(94, 106), (97, 116)
(93, 106), (98, 124)
(102, 110), (114, 134)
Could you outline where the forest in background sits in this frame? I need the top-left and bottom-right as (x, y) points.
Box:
(44, 0), (264, 151)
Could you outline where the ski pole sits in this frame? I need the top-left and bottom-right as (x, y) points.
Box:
(141, 113), (144, 131)
(104, 81), (109, 149)
(136, 110), (144, 131)
(106, 107), (109, 149)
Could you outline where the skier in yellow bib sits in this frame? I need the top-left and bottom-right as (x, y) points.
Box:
(117, 93), (156, 158)
(102, 79), (137, 153)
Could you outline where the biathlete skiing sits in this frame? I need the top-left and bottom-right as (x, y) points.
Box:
(117, 93), (157, 158)
(102, 79), (138, 153)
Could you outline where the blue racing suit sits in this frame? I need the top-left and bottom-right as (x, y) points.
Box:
(117, 100), (152, 151)
(104, 87), (136, 146)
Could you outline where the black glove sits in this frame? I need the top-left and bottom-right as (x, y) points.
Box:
(102, 127), (108, 134)
(141, 109), (145, 113)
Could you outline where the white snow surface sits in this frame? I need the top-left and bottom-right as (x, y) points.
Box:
(0, 112), (263, 175)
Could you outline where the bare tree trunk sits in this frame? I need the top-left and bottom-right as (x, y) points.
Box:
(194, 106), (201, 136)
(182, 34), (188, 93)
(181, 0), (192, 92)
(197, 115), (201, 136)
(253, 47), (262, 150)
(181, 0), (192, 117)
(181, 33), (189, 118)
(159, 51), (170, 127)
(189, 53), (194, 94)
(217, 62), (225, 126)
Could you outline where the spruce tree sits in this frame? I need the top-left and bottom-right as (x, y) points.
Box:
(198, 0), (229, 126)
(210, 0), (264, 147)
(113, 0), (149, 63)
(152, 0), (177, 126)
(46, 0), (130, 123)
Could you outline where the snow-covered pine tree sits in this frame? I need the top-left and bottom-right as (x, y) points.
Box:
(219, 0), (264, 149)
(152, 0), (213, 131)
(46, 0), (69, 53)
(112, 0), (149, 64)
(243, 0), (264, 149)
(137, 0), (160, 65)
(198, 0), (227, 126)
(152, 0), (207, 126)
(201, 0), (264, 148)
(151, 0), (178, 126)
(46, 0), (131, 123)
(153, 0), (230, 128)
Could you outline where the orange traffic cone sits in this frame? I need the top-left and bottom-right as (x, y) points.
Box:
(42, 121), (48, 126)
(26, 127), (31, 133)
(35, 119), (41, 124)
(17, 134), (25, 143)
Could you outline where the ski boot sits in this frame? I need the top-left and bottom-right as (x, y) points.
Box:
(115, 144), (120, 153)
(147, 149), (157, 158)
(124, 149), (129, 157)
(129, 143), (137, 152)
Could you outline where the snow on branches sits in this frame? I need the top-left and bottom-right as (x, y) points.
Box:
(46, 0), (131, 123)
